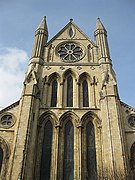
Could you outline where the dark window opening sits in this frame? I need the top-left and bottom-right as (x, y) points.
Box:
(82, 80), (89, 107)
(40, 121), (53, 180)
(86, 121), (97, 179)
(69, 28), (73, 38)
(67, 75), (73, 107)
(0, 147), (3, 173)
(63, 121), (74, 180)
(51, 79), (58, 107)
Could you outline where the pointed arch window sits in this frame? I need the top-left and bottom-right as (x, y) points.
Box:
(40, 121), (53, 180)
(67, 75), (73, 107)
(63, 121), (74, 180)
(51, 79), (58, 107)
(82, 80), (89, 107)
(86, 121), (97, 179)
(0, 147), (3, 173)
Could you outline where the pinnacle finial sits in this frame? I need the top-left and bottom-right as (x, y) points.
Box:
(95, 18), (106, 32)
(70, 18), (73, 22)
(37, 16), (48, 32)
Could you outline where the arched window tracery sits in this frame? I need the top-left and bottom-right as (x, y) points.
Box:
(79, 73), (91, 107)
(47, 72), (60, 107)
(40, 120), (53, 180)
(81, 114), (98, 180)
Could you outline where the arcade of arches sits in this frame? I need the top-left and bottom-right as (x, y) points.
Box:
(34, 111), (100, 179)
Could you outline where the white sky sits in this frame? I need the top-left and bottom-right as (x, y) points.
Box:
(0, 0), (135, 109)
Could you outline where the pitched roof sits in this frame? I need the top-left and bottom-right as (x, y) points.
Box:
(46, 19), (96, 46)
(121, 101), (135, 112)
(0, 100), (20, 114)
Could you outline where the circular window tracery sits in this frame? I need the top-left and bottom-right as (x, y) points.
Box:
(58, 42), (84, 62)
(128, 115), (135, 128)
(0, 114), (15, 128)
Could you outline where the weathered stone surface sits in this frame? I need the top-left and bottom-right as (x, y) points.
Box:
(0, 18), (134, 179)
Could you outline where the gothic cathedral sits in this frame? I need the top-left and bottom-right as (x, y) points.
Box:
(0, 17), (135, 180)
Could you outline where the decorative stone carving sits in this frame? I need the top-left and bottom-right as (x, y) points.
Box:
(91, 76), (98, 86)
(77, 66), (82, 70)
(90, 66), (95, 70)
(60, 66), (65, 70)
(24, 64), (38, 85)
(46, 66), (52, 70)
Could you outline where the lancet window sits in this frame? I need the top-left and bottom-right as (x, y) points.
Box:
(67, 75), (73, 107)
(51, 79), (58, 107)
(86, 121), (97, 179)
(81, 114), (97, 179)
(79, 73), (90, 107)
(63, 121), (74, 179)
(37, 111), (99, 180)
(40, 121), (53, 180)
(82, 80), (89, 107)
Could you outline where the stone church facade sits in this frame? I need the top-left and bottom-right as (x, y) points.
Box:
(0, 17), (135, 180)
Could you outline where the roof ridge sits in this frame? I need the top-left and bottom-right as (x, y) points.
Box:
(120, 101), (135, 112)
(0, 100), (20, 114)
(46, 20), (96, 46)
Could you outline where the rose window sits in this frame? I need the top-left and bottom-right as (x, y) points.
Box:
(1, 115), (12, 126)
(0, 114), (15, 128)
(58, 43), (83, 62)
(128, 116), (135, 127)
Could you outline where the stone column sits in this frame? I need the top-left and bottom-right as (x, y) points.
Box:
(76, 81), (80, 108)
(59, 82), (63, 108)
(91, 76), (97, 108)
(73, 79), (78, 107)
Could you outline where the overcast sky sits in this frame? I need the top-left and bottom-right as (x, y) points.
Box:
(0, 0), (135, 109)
